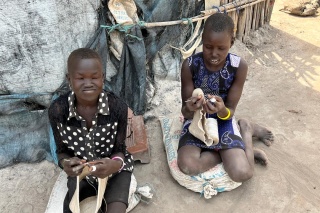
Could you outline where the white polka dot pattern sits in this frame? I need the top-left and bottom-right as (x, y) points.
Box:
(57, 121), (133, 172)
(56, 91), (134, 174)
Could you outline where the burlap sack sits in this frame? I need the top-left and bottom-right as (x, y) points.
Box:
(108, 0), (139, 24)
(159, 116), (241, 199)
(282, 0), (319, 16)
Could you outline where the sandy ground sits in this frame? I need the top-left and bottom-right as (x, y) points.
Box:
(1, 0), (320, 212)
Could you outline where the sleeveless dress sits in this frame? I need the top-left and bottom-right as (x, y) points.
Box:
(179, 52), (245, 151)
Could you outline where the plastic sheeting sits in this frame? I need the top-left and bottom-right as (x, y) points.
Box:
(111, 25), (146, 115)
(86, 5), (147, 115)
(135, 0), (204, 78)
(0, 109), (50, 168)
(0, 0), (98, 168)
(0, 0), (98, 95)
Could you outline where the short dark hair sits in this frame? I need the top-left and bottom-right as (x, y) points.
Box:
(67, 48), (102, 73)
(204, 13), (235, 39)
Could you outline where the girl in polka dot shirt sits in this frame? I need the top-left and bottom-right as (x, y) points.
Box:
(49, 48), (133, 213)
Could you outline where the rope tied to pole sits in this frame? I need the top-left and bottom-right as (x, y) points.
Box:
(138, 21), (146, 27)
(211, 5), (221, 12)
(221, 5), (228, 14)
(232, 0), (241, 14)
(100, 23), (143, 40)
(181, 18), (194, 34)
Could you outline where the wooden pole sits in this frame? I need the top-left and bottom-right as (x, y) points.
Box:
(264, 0), (270, 23)
(236, 8), (247, 42)
(249, 5), (253, 32)
(234, 10), (239, 37)
(266, 0), (275, 23)
(255, 2), (261, 29)
(243, 6), (253, 42)
(251, 4), (257, 30)
(259, 1), (265, 27)
(229, 11), (238, 37)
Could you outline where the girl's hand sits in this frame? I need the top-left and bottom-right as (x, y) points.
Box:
(62, 157), (86, 177)
(203, 95), (226, 114)
(88, 158), (121, 178)
(185, 94), (205, 112)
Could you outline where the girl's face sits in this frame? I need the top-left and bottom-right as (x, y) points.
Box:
(202, 30), (232, 70)
(67, 58), (104, 104)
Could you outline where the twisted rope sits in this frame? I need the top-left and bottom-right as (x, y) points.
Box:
(100, 23), (143, 40)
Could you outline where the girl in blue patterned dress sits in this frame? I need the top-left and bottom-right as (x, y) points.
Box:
(178, 13), (273, 182)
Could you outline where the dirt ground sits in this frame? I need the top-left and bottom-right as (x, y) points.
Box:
(0, 0), (320, 212)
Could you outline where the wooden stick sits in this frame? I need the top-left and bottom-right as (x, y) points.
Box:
(250, 5), (253, 30)
(260, 1), (266, 27)
(255, 2), (261, 29)
(251, 4), (257, 30)
(266, 0), (274, 23)
(236, 8), (246, 41)
(265, 0), (270, 23)
(243, 6), (251, 41)
(230, 11), (238, 37)
(233, 9), (239, 36)
(259, 1), (265, 27)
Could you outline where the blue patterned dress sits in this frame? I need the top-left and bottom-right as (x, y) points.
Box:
(179, 52), (245, 151)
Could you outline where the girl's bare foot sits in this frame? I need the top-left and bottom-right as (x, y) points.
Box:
(253, 148), (268, 166)
(238, 119), (273, 166)
(252, 123), (274, 146)
(238, 119), (274, 146)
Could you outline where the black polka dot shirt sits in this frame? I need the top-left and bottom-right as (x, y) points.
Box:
(49, 91), (134, 177)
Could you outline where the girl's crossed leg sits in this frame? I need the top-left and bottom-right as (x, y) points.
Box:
(177, 119), (274, 182)
(178, 145), (222, 176)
